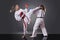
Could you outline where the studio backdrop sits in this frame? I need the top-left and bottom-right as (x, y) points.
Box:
(0, 0), (60, 34)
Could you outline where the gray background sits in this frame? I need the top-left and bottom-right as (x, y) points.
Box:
(0, 0), (60, 34)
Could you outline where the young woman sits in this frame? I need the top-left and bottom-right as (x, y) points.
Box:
(10, 4), (30, 38)
(30, 4), (48, 37)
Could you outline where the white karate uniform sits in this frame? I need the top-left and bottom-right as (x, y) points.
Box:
(14, 8), (29, 35)
(31, 9), (48, 37)
(14, 9), (23, 21)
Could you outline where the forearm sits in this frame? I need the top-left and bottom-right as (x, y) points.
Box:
(32, 6), (40, 12)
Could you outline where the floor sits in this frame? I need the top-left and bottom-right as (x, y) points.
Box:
(0, 34), (60, 40)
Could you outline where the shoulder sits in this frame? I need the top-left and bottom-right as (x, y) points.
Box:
(18, 9), (24, 13)
(40, 9), (42, 11)
(40, 9), (45, 13)
(19, 9), (23, 11)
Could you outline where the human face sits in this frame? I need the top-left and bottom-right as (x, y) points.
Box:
(15, 4), (20, 11)
(25, 3), (29, 8)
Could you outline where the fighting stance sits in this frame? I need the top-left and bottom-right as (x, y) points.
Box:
(10, 4), (29, 38)
(10, 4), (41, 38)
(30, 5), (48, 37)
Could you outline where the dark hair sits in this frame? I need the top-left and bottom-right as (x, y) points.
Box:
(10, 5), (15, 13)
(10, 4), (19, 13)
(40, 4), (45, 10)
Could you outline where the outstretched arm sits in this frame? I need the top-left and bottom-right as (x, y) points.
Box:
(32, 6), (40, 13)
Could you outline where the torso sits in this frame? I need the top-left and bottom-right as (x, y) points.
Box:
(35, 9), (45, 18)
(14, 9), (26, 21)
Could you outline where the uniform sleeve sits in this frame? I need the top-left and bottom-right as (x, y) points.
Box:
(41, 10), (45, 17)
(32, 7), (40, 13)
(42, 10), (45, 15)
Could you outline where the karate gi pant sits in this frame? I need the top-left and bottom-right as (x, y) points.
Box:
(31, 18), (47, 36)
(23, 17), (29, 35)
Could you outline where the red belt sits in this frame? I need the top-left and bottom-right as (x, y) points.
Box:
(20, 12), (25, 19)
(22, 14), (25, 19)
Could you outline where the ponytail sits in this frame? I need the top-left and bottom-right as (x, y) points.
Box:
(10, 5), (15, 13)
(40, 4), (46, 12)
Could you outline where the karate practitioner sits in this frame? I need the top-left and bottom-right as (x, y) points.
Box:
(30, 5), (48, 37)
(10, 4), (29, 38)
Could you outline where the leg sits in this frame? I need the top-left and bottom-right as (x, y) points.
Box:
(25, 22), (28, 33)
(30, 18), (41, 37)
(23, 21), (28, 35)
(22, 21), (27, 38)
(40, 20), (48, 36)
(23, 22), (26, 35)
(24, 17), (29, 33)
